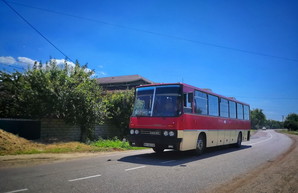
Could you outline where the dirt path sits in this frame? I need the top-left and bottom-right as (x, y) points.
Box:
(208, 134), (298, 193)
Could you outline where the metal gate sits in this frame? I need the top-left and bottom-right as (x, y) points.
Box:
(0, 119), (41, 140)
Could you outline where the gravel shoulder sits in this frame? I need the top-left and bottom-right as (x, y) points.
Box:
(208, 134), (298, 193)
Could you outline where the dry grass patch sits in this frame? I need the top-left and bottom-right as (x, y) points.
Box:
(0, 129), (143, 156)
(0, 129), (43, 155)
(0, 129), (97, 155)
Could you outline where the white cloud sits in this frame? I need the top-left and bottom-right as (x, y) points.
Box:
(90, 71), (107, 78)
(0, 56), (17, 64)
(50, 59), (76, 68)
(17, 57), (37, 66)
(49, 58), (94, 74)
(98, 71), (107, 76)
(1, 56), (100, 75)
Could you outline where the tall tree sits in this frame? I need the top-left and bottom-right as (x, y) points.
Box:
(250, 109), (266, 129)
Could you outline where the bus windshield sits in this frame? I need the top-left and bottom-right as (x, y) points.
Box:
(132, 85), (182, 117)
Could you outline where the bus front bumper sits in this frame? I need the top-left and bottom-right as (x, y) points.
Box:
(128, 135), (182, 150)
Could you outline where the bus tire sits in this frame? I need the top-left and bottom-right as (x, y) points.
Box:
(235, 132), (242, 148)
(194, 133), (206, 155)
(153, 146), (164, 154)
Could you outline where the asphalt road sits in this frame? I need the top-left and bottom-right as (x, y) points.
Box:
(0, 130), (292, 193)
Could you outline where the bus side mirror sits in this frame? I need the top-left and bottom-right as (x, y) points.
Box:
(188, 93), (193, 103)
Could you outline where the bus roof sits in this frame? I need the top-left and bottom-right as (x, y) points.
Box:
(136, 82), (250, 106)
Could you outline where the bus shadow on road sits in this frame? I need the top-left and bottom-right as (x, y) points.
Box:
(118, 145), (251, 166)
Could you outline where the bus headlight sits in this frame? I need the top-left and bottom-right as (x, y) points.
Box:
(163, 131), (169, 136)
(130, 129), (134, 135)
(169, 131), (175, 137)
(135, 130), (139, 135)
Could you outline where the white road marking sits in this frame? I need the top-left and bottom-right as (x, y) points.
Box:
(161, 160), (176, 164)
(68, 174), (102, 182)
(125, 165), (146, 171)
(4, 189), (28, 193)
(246, 132), (273, 146)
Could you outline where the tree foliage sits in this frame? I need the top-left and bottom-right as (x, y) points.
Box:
(250, 109), (284, 129)
(284, 113), (298, 131)
(250, 108), (266, 129)
(265, 119), (283, 129)
(102, 89), (135, 138)
(0, 71), (24, 117)
(0, 60), (104, 141)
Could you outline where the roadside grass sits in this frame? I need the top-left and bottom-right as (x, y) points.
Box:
(0, 129), (144, 156)
(90, 138), (144, 151)
(280, 130), (298, 135)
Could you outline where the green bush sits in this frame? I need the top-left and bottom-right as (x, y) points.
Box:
(91, 138), (143, 150)
(0, 60), (104, 142)
(102, 90), (135, 138)
(284, 113), (298, 131)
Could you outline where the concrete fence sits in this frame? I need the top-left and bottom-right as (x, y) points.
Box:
(40, 119), (81, 141)
(0, 118), (40, 140)
(40, 119), (120, 141)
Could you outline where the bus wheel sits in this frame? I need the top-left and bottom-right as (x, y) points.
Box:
(194, 134), (206, 155)
(153, 146), (164, 154)
(235, 133), (242, 148)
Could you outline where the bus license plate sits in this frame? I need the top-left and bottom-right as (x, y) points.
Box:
(144, 143), (155, 147)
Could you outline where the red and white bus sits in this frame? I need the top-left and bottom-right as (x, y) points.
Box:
(128, 83), (251, 154)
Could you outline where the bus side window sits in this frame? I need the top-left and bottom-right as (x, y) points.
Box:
(184, 93), (193, 113)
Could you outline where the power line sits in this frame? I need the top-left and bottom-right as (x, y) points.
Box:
(1, 0), (74, 62)
(7, 1), (298, 63)
(234, 96), (298, 101)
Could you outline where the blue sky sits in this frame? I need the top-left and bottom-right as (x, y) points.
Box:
(1, 0), (297, 121)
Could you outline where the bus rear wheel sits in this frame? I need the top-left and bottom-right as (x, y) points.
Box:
(194, 134), (206, 155)
(153, 146), (164, 154)
(235, 133), (242, 148)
